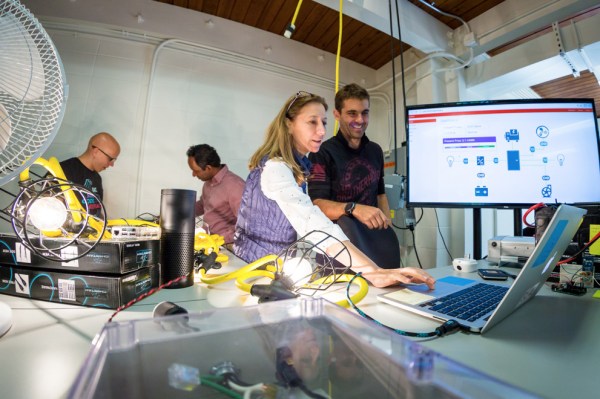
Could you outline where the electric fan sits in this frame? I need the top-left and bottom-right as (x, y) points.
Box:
(0, 0), (68, 336)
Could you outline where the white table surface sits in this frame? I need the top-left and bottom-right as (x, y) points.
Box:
(1, 255), (598, 399)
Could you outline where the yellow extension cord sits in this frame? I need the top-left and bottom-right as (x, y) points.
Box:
(197, 253), (368, 308)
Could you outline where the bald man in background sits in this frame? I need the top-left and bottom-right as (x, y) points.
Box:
(60, 132), (120, 215)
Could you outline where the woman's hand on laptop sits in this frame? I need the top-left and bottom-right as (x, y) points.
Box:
(359, 267), (436, 289)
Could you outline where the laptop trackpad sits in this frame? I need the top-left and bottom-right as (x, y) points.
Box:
(384, 276), (477, 305)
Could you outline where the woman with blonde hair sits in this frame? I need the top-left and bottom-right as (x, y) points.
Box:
(233, 91), (434, 288)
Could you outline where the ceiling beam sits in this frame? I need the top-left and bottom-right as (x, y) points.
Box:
(468, 0), (600, 56)
(464, 11), (600, 99)
(312, 0), (453, 54)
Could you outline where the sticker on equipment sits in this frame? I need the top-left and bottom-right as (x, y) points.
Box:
(58, 279), (76, 301)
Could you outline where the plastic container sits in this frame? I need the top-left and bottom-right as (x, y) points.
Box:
(68, 298), (539, 399)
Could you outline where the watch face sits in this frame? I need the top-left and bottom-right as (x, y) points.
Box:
(345, 202), (355, 215)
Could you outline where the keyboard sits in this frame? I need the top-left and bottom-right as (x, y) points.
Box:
(421, 283), (509, 322)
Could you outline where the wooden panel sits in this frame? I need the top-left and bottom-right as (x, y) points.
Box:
(532, 71), (600, 117)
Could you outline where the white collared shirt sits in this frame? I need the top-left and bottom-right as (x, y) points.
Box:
(260, 158), (348, 249)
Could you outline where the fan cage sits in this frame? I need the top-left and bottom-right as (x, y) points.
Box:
(0, 0), (67, 186)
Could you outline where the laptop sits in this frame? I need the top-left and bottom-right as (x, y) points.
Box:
(377, 204), (586, 333)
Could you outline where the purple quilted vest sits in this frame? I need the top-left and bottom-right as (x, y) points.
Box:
(233, 158), (297, 262)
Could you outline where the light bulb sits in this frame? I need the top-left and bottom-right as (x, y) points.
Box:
(447, 156), (454, 167)
(28, 197), (67, 230)
(557, 154), (565, 166)
(282, 257), (313, 286)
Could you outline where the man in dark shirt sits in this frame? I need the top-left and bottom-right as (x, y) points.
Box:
(60, 132), (120, 215)
(308, 83), (391, 230)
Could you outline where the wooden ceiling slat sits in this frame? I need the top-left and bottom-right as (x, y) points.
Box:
(215, 0), (235, 19)
(200, 0), (219, 15)
(320, 17), (360, 54)
(292, 3), (328, 43)
(172, 0), (189, 8)
(229, 0), (251, 23)
(255, 0), (285, 31)
(267, 1), (299, 35)
(303, 6), (338, 48)
(187, 0), (203, 10)
(244, 0), (270, 26)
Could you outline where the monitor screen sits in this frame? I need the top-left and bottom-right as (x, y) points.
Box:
(406, 98), (600, 208)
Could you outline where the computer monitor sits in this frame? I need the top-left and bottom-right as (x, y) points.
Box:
(406, 98), (600, 209)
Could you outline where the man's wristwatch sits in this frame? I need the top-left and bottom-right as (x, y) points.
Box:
(344, 202), (356, 216)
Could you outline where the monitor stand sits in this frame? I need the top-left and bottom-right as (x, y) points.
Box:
(0, 301), (12, 337)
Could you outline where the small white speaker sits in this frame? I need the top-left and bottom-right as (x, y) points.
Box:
(452, 258), (478, 273)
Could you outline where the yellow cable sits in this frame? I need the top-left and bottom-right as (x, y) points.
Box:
(305, 273), (368, 308)
(235, 269), (277, 293)
(333, 0), (343, 135)
(291, 0), (304, 26)
(284, 0), (304, 38)
(198, 254), (278, 285)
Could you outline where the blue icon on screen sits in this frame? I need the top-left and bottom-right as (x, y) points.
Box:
(477, 156), (484, 166)
(536, 126), (549, 138)
(463, 158), (469, 164)
(505, 129), (519, 142)
(530, 146), (535, 153)
(541, 184), (552, 198)
(475, 186), (488, 196)
(542, 175), (550, 181)
(543, 157), (548, 164)
(540, 141), (548, 147)
(493, 157), (499, 164)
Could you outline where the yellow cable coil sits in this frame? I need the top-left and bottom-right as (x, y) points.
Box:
(198, 254), (278, 285)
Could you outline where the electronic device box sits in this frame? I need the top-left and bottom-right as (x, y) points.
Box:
(487, 235), (535, 266)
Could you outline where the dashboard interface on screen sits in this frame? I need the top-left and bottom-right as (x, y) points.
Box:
(406, 99), (600, 208)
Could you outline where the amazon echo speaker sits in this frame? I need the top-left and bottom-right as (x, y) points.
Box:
(160, 189), (196, 289)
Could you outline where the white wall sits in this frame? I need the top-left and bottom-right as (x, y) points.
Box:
(13, 0), (382, 223)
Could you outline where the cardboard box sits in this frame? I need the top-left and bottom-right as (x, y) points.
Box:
(0, 263), (159, 309)
(0, 233), (159, 274)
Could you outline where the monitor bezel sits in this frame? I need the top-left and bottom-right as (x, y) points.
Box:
(405, 98), (600, 209)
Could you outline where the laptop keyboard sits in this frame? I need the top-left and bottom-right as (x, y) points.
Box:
(421, 283), (509, 322)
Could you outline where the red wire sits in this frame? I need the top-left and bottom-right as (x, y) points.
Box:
(107, 274), (188, 323)
(522, 202), (546, 228)
(557, 230), (600, 265)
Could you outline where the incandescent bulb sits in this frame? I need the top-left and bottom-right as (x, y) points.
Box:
(282, 257), (313, 286)
(28, 197), (67, 230)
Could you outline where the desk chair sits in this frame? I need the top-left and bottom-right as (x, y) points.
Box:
(337, 215), (400, 269)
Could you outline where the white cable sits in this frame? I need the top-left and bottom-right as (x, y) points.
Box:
(227, 380), (265, 399)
